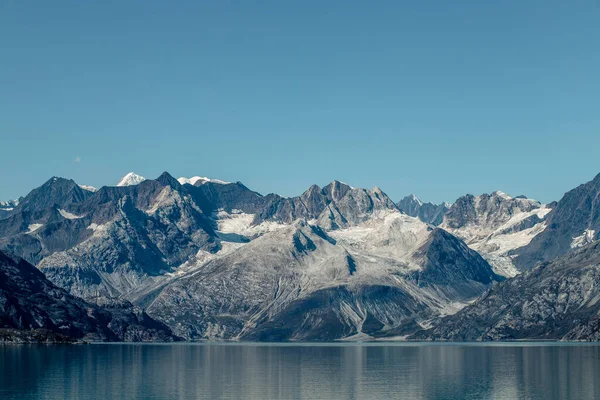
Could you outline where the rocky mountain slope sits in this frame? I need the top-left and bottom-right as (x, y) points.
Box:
(140, 214), (500, 340)
(440, 191), (552, 276)
(0, 172), (503, 341)
(411, 241), (600, 341)
(0, 250), (177, 342)
(396, 191), (553, 277)
(397, 194), (450, 226)
(4, 170), (600, 342)
(514, 173), (600, 270)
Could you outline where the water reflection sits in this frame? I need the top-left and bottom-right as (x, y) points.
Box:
(1, 343), (599, 399)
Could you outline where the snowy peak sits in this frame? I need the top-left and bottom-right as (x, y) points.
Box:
(78, 185), (98, 192)
(0, 198), (20, 210)
(116, 172), (146, 187)
(177, 176), (231, 186)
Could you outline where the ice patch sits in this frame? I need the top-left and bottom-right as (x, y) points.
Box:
(59, 209), (84, 219)
(27, 224), (43, 234)
(442, 204), (551, 277)
(216, 210), (286, 238)
(87, 223), (105, 232)
(571, 230), (596, 249)
(329, 210), (431, 267)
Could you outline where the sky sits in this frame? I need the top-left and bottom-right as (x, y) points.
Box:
(1, 1), (599, 204)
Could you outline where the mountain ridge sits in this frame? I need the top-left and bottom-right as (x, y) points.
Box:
(2, 171), (600, 342)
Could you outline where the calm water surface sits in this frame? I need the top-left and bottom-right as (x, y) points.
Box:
(1, 342), (600, 399)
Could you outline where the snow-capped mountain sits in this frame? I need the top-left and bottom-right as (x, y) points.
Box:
(3, 171), (600, 342)
(142, 213), (500, 340)
(408, 173), (600, 342)
(0, 172), (501, 341)
(440, 191), (551, 277)
(116, 172), (146, 187)
(397, 190), (552, 277)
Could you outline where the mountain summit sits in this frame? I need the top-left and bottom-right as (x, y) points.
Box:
(116, 172), (146, 187)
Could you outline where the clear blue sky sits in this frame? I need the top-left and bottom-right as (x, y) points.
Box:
(1, 1), (599, 204)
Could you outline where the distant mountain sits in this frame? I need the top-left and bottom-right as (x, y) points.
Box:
(397, 194), (450, 226)
(0, 173), (501, 341)
(4, 170), (600, 342)
(411, 241), (600, 341)
(0, 198), (20, 220)
(439, 191), (551, 276)
(398, 191), (552, 277)
(11, 177), (94, 215)
(0, 250), (177, 343)
(116, 172), (146, 187)
(177, 176), (231, 185)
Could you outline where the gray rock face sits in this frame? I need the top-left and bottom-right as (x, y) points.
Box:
(439, 191), (550, 276)
(141, 220), (500, 341)
(13, 177), (93, 214)
(412, 241), (600, 341)
(0, 173), (512, 341)
(0, 174), (219, 298)
(0, 250), (177, 342)
(514, 173), (600, 269)
(0, 175), (397, 300)
(249, 181), (398, 228)
(443, 191), (541, 231)
(397, 195), (449, 226)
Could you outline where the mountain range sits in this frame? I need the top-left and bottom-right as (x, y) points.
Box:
(1, 171), (599, 342)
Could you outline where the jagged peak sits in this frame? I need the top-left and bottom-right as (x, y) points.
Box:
(323, 180), (353, 202)
(43, 176), (76, 187)
(155, 171), (181, 188)
(492, 190), (512, 200)
(402, 193), (423, 206)
(116, 172), (146, 187)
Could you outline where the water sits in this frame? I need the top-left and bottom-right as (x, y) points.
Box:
(1, 342), (600, 399)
